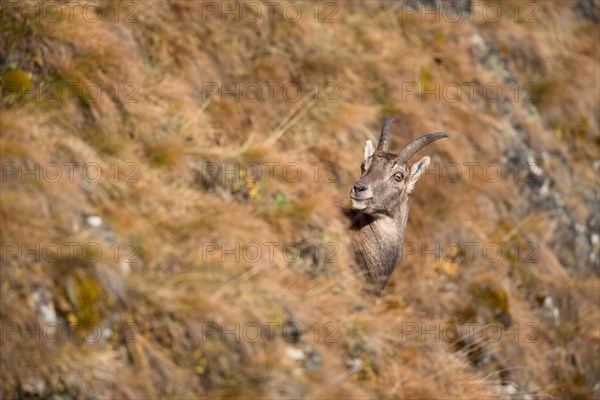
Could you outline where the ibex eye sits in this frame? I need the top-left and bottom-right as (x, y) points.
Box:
(394, 172), (404, 182)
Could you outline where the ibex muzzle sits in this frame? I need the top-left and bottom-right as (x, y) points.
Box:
(347, 118), (448, 293)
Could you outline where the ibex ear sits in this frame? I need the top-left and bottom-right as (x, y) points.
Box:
(364, 140), (374, 160)
(407, 156), (430, 194)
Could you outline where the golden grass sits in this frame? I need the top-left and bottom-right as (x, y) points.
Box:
(1, 0), (599, 398)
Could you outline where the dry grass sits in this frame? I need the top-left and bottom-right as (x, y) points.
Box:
(1, 0), (599, 398)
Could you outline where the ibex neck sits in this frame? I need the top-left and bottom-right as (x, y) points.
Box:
(347, 200), (410, 291)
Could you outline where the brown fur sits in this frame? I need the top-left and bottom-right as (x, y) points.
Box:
(346, 119), (447, 293)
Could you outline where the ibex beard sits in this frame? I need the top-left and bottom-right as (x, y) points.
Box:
(347, 118), (448, 294)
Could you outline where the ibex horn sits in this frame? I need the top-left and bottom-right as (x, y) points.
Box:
(397, 132), (448, 162)
(376, 118), (396, 152)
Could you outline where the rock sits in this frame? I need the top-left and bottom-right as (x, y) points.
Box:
(303, 347), (322, 371)
(20, 376), (47, 397)
(31, 287), (57, 323)
(543, 296), (560, 327)
(575, 0), (599, 22)
(346, 357), (363, 373)
(85, 215), (103, 227)
(286, 346), (305, 361)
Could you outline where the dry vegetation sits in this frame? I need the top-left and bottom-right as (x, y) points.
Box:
(1, 0), (599, 398)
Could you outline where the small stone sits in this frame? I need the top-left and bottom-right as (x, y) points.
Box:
(347, 357), (363, 373)
(542, 296), (554, 309)
(32, 288), (57, 323)
(286, 347), (305, 361)
(500, 381), (518, 396)
(119, 259), (131, 275)
(303, 347), (322, 371)
(85, 215), (103, 227)
(103, 328), (113, 339)
(20, 377), (46, 397)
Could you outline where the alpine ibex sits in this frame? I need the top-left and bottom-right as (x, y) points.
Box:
(345, 118), (448, 293)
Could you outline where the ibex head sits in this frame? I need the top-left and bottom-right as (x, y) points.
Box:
(350, 118), (448, 215)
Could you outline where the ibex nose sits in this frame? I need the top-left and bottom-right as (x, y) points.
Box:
(353, 185), (367, 193)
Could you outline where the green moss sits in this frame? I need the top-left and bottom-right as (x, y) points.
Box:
(419, 66), (433, 87)
(64, 275), (103, 329)
(239, 146), (269, 164)
(0, 139), (31, 159)
(76, 276), (102, 327)
(572, 370), (586, 387)
(454, 304), (478, 324)
(469, 284), (511, 325)
(274, 193), (289, 207)
(434, 32), (446, 47)
(383, 298), (405, 310)
(144, 143), (184, 166)
(1, 69), (32, 94)
(357, 350), (378, 383)
(478, 287), (508, 314)
(267, 304), (288, 327)
(556, 321), (577, 344)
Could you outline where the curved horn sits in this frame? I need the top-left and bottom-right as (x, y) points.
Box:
(397, 132), (448, 162)
(376, 118), (395, 152)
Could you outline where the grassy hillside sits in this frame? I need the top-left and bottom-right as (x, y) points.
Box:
(1, 0), (599, 398)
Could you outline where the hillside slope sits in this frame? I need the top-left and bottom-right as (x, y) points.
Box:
(1, 1), (599, 398)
